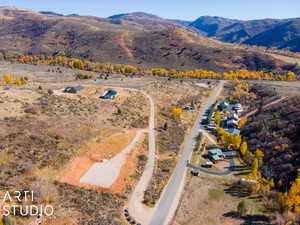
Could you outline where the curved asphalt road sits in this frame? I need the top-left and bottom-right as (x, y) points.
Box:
(149, 80), (226, 225)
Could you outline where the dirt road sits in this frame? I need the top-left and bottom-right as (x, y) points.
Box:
(126, 90), (156, 224)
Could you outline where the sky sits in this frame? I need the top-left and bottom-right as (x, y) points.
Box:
(0, 0), (299, 21)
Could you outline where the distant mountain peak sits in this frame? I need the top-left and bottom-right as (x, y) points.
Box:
(39, 11), (64, 16)
(108, 12), (160, 20)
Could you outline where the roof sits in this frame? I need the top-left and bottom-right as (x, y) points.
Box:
(227, 119), (238, 125)
(211, 155), (223, 161)
(64, 86), (84, 93)
(208, 149), (223, 155)
(100, 89), (118, 99)
(228, 128), (241, 135)
(219, 101), (231, 110)
(221, 101), (229, 106)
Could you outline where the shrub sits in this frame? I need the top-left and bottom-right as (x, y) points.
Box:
(237, 200), (249, 216)
(14, 77), (22, 85)
(3, 74), (13, 84)
(47, 89), (54, 95)
(3, 216), (16, 225)
(75, 72), (95, 80)
(172, 108), (182, 117)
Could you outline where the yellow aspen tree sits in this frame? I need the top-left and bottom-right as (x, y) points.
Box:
(215, 111), (221, 127)
(240, 141), (248, 155)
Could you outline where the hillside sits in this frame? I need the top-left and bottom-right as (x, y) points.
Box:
(189, 16), (300, 52)
(242, 92), (300, 191)
(0, 7), (296, 73)
(245, 20), (300, 51)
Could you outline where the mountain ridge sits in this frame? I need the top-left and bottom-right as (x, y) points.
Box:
(0, 7), (298, 73)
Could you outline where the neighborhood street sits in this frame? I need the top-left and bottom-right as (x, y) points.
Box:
(149, 80), (225, 225)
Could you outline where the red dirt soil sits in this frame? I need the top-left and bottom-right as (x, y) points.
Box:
(56, 129), (146, 194)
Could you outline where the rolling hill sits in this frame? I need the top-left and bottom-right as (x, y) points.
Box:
(0, 7), (297, 73)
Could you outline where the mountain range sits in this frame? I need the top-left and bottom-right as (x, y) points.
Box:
(188, 16), (300, 52)
(0, 7), (299, 73)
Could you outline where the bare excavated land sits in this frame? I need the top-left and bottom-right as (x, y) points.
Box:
(0, 62), (211, 225)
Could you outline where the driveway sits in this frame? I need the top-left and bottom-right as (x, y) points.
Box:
(187, 150), (235, 176)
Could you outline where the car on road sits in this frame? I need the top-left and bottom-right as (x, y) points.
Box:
(183, 106), (195, 111)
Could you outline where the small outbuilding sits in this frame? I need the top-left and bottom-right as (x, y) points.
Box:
(64, 86), (84, 94)
(100, 90), (118, 99)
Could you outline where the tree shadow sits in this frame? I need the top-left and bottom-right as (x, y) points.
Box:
(224, 183), (252, 198)
(223, 211), (273, 225)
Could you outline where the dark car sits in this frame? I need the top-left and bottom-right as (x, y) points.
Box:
(191, 170), (199, 176)
(201, 119), (208, 125)
(183, 106), (195, 111)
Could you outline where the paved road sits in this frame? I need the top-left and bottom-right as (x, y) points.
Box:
(149, 81), (225, 225)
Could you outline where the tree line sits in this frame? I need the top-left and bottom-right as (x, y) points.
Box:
(0, 53), (297, 81)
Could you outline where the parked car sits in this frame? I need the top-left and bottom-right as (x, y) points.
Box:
(201, 119), (208, 125)
(183, 106), (195, 111)
(202, 161), (213, 168)
(191, 170), (199, 176)
(206, 125), (216, 130)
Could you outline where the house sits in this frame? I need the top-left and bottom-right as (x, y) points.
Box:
(233, 103), (243, 114)
(208, 148), (225, 162)
(64, 86), (84, 94)
(100, 90), (118, 99)
(211, 154), (223, 162)
(208, 148), (223, 156)
(234, 103), (243, 110)
(218, 101), (230, 111)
